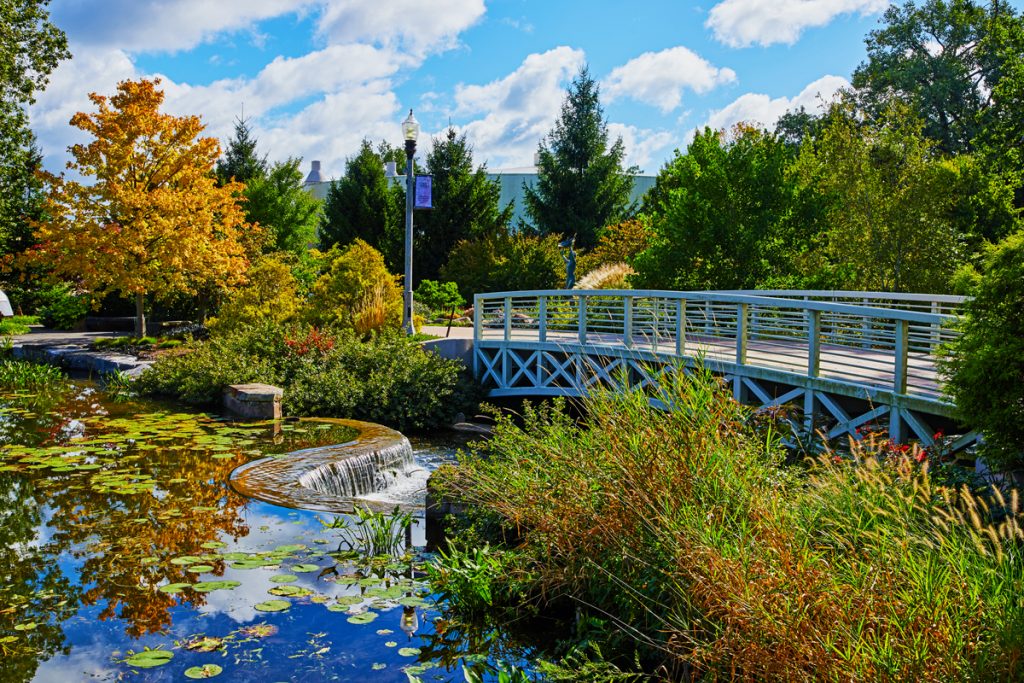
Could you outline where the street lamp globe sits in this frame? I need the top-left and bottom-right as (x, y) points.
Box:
(402, 109), (420, 143)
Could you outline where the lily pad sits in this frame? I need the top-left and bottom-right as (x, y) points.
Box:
(347, 611), (378, 624)
(268, 574), (298, 583)
(290, 563), (319, 573)
(171, 555), (203, 565)
(186, 564), (215, 573)
(253, 599), (290, 612)
(398, 647), (421, 657)
(125, 648), (174, 668)
(268, 585), (312, 597)
(193, 580), (241, 592)
(158, 583), (192, 594)
(184, 663), (223, 678)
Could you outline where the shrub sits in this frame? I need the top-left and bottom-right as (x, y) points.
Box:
(441, 231), (562, 299)
(942, 229), (1024, 471)
(209, 254), (303, 332)
(415, 279), (465, 315)
(37, 283), (89, 330)
(577, 218), (651, 276)
(0, 315), (38, 335)
(306, 239), (402, 333)
(441, 365), (1024, 680)
(136, 320), (477, 431)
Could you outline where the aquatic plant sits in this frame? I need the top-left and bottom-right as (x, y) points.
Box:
(440, 364), (1024, 681)
(321, 506), (413, 558)
(0, 359), (68, 390)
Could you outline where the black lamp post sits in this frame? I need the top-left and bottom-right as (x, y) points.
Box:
(401, 109), (420, 335)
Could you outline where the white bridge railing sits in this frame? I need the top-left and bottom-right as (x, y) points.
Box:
(473, 289), (965, 404)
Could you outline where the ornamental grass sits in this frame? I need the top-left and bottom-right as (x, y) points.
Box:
(443, 365), (1024, 681)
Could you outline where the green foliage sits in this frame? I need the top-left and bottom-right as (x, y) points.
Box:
(210, 253), (303, 333)
(37, 283), (88, 329)
(428, 542), (509, 616)
(441, 230), (563, 299)
(306, 239), (402, 333)
(851, 0), (1017, 156)
(243, 158), (322, 255)
(415, 128), (512, 283)
(321, 506), (413, 557)
(795, 101), (965, 292)
(522, 66), (635, 249)
(0, 358), (66, 389)
(443, 367), (1024, 680)
(319, 139), (404, 268)
(215, 116), (267, 185)
(0, 315), (36, 335)
(634, 125), (817, 290)
(136, 320), (476, 431)
(414, 279), (465, 315)
(941, 229), (1024, 470)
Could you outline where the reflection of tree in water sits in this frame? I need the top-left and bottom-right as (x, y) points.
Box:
(0, 473), (81, 683)
(40, 438), (252, 637)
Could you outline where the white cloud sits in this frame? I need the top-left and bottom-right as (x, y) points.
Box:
(706, 0), (889, 48)
(51, 0), (313, 53)
(607, 123), (674, 173)
(704, 74), (849, 131)
(315, 0), (485, 56)
(604, 47), (737, 113)
(454, 47), (586, 168)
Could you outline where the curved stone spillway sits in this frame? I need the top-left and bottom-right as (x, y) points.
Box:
(230, 419), (425, 512)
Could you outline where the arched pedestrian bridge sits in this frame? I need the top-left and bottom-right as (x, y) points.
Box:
(472, 289), (977, 454)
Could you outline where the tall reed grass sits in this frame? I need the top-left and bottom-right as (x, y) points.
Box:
(440, 365), (1024, 681)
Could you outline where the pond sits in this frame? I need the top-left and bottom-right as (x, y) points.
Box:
(0, 382), (527, 682)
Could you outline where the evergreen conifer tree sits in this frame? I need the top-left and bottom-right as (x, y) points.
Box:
(415, 128), (511, 283)
(522, 66), (635, 249)
(216, 116), (267, 185)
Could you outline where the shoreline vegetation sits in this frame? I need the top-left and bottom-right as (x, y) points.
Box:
(431, 366), (1024, 681)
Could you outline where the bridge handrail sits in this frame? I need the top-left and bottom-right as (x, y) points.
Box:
(473, 289), (961, 403)
(474, 289), (959, 325)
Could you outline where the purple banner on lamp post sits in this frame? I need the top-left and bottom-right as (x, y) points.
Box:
(414, 175), (432, 209)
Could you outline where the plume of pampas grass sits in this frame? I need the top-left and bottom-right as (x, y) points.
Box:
(576, 262), (635, 290)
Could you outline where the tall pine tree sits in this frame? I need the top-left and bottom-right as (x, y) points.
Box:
(415, 128), (511, 283)
(216, 116), (267, 185)
(319, 139), (404, 270)
(522, 66), (635, 249)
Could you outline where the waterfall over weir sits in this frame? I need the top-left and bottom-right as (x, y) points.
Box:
(230, 419), (427, 512)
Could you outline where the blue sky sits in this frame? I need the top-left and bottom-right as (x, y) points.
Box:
(30, 0), (970, 178)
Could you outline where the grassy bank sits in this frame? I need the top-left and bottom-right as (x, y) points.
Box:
(435, 366), (1024, 681)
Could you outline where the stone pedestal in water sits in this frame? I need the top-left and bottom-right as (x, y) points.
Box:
(224, 383), (283, 420)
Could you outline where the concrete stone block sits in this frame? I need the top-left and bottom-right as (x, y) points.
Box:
(224, 383), (283, 420)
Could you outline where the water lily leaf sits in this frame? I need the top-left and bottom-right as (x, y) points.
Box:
(269, 574), (298, 584)
(397, 647), (421, 657)
(201, 541), (226, 549)
(125, 648), (174, 668)
(384, 641), (397, 647)
(335, 595), (363, 606)
(13, 622), (36, 631)
(372, 663), (386, 670)
(268, 585), (312, 597)
(253, 599), (290, 612)
(274, 544), (306, 553)
(347, 610), (379, 624)
(186, 564), (215, 573)
(158, 583), (192, 594)
(398, 596), (428, 607)
(193, 580), (241, 592)
(185, 636), (224, 652)
(290, 563), (319, 573)
(171, 555), (203, 565)
(184, 664), (223, 678)
(376, 629), (394, 635)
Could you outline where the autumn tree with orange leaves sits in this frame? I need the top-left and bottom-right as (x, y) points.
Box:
(25, 78), (255, 336)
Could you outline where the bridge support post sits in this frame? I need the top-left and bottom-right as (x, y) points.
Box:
(890, 320), (910, 441)
(675, 298), (685, 356)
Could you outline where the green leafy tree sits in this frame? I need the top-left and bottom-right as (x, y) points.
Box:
(941, 229), (1024, 471)
(306, 238), (402, 333)
(851, 0), (1021, 155)
(795, 101), (964, 292)
(522, 66), (635, 249)
(441, 231), (563, 299)
(215, 116), (267, 185)
(243, 158), (322, 255)
(319, 139), (404, 269)
(0, 0), (69, 260)
(976, 9), (1024, 190)
(415, 128), (511, 283)
(634, 125), (816, 290)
